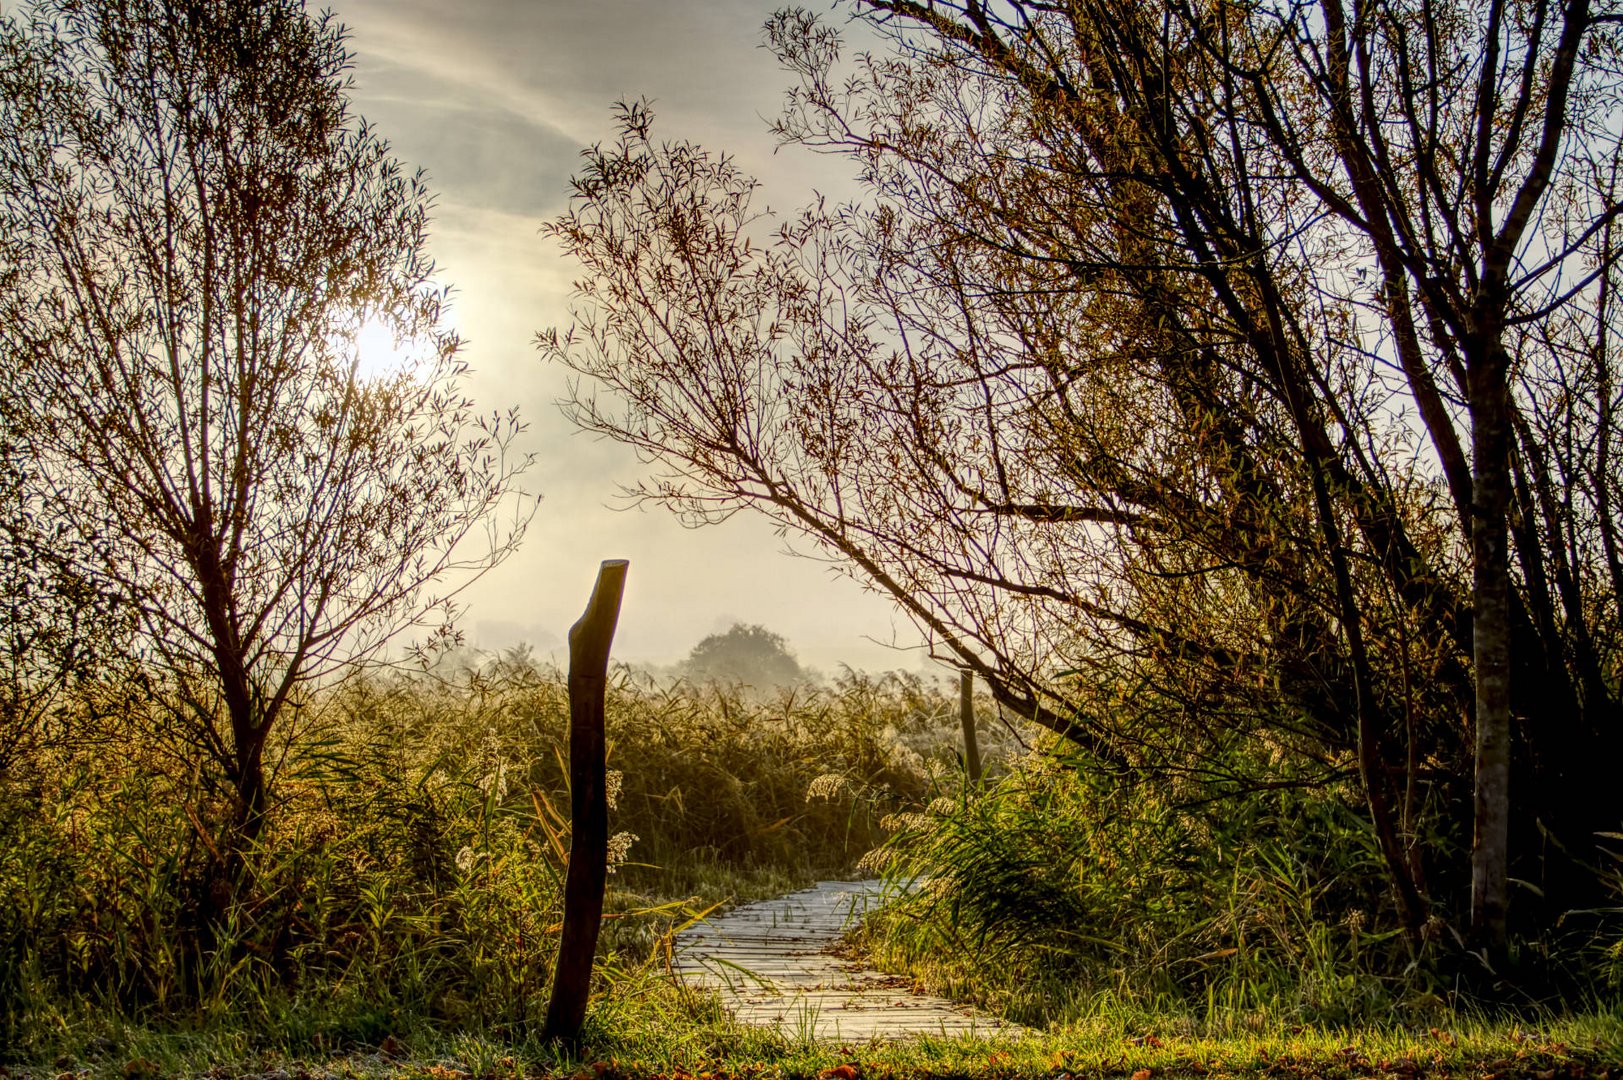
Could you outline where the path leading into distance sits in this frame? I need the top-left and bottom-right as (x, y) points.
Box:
(670, 879), (1019, 1042)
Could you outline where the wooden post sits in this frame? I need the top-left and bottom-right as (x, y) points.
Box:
(959, 669), (983, 787)
(542, 559), (628, 1043)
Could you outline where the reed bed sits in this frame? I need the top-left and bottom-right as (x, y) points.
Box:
(0, 654), (994, 1059)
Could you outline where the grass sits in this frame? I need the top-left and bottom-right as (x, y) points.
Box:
(4, 653), (1620, 1077)
(0, 657), (997, 1066)
(8, 982), (1620, 1080)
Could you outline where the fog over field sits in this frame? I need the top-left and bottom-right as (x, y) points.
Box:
(327, 0), (923, 671)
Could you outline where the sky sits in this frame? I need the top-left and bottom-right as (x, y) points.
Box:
(324, 0), (928, 673)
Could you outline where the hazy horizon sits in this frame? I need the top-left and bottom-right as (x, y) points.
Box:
(325, 0), (934, 674)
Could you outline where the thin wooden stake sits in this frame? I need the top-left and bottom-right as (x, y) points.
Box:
(959, 668), (983, 787)
(542, 559), (628, 1043)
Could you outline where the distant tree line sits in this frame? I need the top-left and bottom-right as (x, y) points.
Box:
(683, 622), (806, 688)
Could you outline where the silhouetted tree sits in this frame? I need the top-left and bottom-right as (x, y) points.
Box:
(684, 623), (805, 688)
(0, 0), (530, 865)
(541, 0), (1623, 970)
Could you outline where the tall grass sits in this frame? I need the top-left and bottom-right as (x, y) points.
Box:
(0, 653), (989, 1059)
(858, 732), (1623, 1031)
(0, 692), (566, 1049)
(9, 646), (1617, 1072)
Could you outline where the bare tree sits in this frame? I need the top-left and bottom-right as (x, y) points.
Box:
(541, 0), (1623, 967)
(0, 0), (530, 857)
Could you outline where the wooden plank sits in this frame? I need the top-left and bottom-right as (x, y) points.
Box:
(672, 880), (1019, 1042)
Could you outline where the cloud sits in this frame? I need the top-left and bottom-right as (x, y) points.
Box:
(321, 0), (922, 672)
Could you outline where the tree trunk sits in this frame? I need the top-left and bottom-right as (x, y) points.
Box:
(959, 669), (983, 787)
(1468, 341), (1513, 967)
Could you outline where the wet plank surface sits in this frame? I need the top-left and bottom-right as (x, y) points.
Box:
(671, 879), (1018, 1042)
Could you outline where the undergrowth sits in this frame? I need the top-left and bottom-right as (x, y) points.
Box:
(857, 735), (1623, 1031)
(0, 655), (986, 1062)
(3, 652), (1620, 1076)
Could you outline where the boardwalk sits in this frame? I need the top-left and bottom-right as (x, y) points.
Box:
(671, 879), (1018, 1042)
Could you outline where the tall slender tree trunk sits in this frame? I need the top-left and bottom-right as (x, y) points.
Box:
(1468, 336), (1513, 966)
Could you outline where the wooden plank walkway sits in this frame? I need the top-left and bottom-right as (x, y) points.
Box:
(671, 879), (1018, 1042)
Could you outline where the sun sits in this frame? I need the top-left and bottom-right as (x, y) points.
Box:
(351, 315), (418, 381)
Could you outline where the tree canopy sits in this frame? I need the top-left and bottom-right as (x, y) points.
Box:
(541, 0), (1623, 965)
(0, 0), (530, 851)
(683, 623), (806, 688)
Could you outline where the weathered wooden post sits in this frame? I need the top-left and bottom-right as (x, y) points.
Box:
(959, 669), (983, 787)
(542, 559), (628, 1043)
